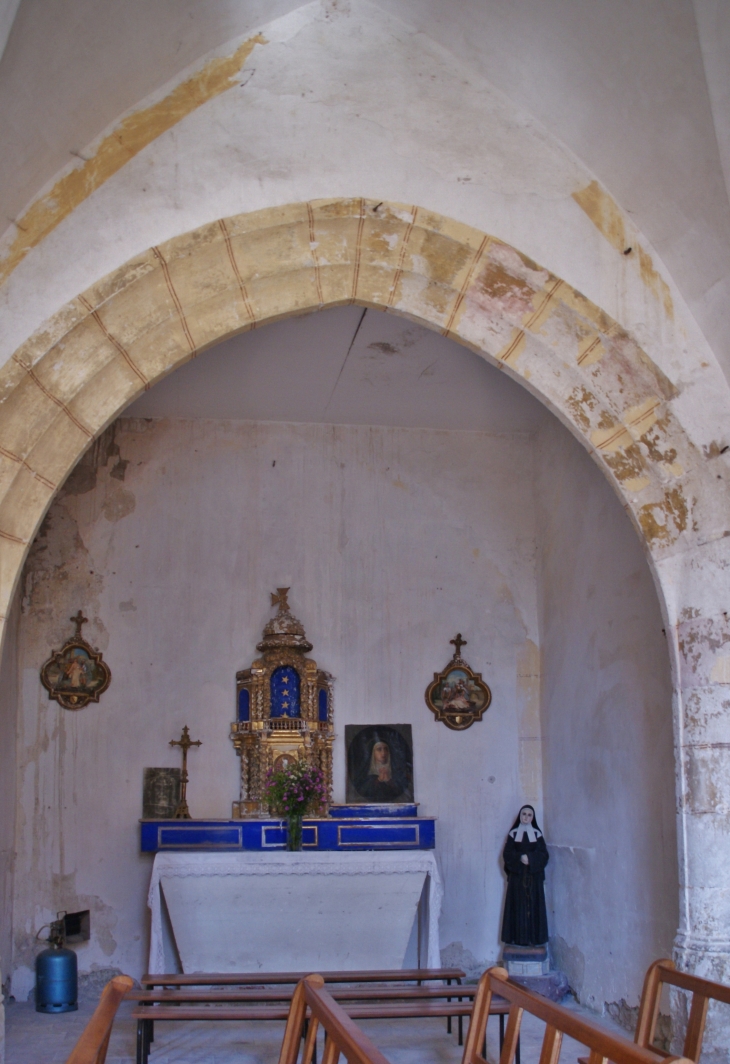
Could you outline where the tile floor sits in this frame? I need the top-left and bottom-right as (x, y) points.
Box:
(5, 991), (629, 1064)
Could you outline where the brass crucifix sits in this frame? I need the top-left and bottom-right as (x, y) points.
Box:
(169, 725), (202, 819)
(450, 633), (467, 660)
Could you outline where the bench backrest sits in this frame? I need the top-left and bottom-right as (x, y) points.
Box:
(635, 958), (730, 1060)
(65, 975), (134, 1064)
(462, 967), (693, 1064)
(278, 975), (393, 1064)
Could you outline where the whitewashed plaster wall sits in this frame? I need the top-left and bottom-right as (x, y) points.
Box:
(3, 403), (677, 1006)
(536, 414), (678, 1014)
(8, 415), (544, 986)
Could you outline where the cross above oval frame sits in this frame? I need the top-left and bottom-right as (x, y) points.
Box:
(425, 634), (492, 731)
(40, 610), (111, 710)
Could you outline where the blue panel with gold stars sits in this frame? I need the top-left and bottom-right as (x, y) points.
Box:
(318, 688), (328, 722)
(270, 666), (301, 718)
(238, 688), (250, 722)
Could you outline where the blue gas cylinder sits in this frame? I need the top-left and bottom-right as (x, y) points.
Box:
(35, 944), (78, 1013)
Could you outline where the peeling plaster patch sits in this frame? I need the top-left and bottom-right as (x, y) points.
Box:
(623, 476), (651, 492)
(605, 1000), (672, 1050)
(51, 876), (118, 958)
(601, 442), (648, 488)
(0, 34), (266, 287)
(102, 487), (136, 522)
(638, 488), (689, 545)
(677, 615), (730, 679)
(62, 424), (128, 497)
(711, 656), (730, 684)
(475, 258), (536, 320)
(684, 746), (729, 815)
(572, 181), (674, 321)
(419, 229), (471, 286)
(78, 968), (126, 996)
(440, 941), (487, 980)
(21, 506), (104, 648)
(566, 386), (598, 432)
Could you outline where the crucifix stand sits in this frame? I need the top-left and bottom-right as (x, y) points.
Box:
(169, 725), (202, 819)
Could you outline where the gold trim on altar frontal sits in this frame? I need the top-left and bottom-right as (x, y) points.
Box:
(231, 589), (335, 819)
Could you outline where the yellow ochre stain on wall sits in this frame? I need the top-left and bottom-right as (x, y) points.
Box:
(0, 35), (266, 288)
(572, 180), (674, 321)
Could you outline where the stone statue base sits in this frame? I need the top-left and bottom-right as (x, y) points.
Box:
(502, 944), (550, 976)
(501, 944), (570, 1003)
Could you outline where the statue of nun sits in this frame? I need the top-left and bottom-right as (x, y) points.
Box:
(501, 804), (549, 946)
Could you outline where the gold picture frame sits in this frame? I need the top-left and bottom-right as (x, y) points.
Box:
(40, 611), (111, 710)
(425, 633), (491, 731)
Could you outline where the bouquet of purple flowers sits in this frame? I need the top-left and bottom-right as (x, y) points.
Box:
(263, 759), (328, 818)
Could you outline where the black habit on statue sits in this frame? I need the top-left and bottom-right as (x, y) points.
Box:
(500, 805), (549, 946)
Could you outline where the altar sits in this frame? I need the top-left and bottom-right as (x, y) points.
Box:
(147, 850), (442, 974)
(145, 593), (441, 975)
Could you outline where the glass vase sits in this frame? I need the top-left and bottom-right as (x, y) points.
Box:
(286, 814), (303, 851)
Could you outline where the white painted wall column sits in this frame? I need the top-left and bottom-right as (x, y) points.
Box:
(660, 542), (730, 1050)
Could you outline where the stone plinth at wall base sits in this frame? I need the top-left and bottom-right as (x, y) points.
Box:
(503, 944), (550, 976)
(510, 970), (571, 1003)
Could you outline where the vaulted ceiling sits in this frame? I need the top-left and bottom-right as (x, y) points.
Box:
(1, 0), (729, 379)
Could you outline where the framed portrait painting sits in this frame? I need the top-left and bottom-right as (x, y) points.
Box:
(345, 724), (414, 804)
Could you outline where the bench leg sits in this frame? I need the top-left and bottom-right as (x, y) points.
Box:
(446, 979), (452, 1034)
(516, 1032), (521, 1064)
(458, 1014), (463, 1046)
(137, 1019), (152, 1064)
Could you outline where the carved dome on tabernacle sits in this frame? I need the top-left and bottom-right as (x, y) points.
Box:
(257, 588), (313, 653)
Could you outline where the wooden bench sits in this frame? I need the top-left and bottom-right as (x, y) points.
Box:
(279, 970), (693, 1064)
(64, 975), (133, 1064)
(130, 967), (515, 1064)
(466, 967), (692, 1064)
(135, 968), (467, 1043)
(577, 957), (730, 1064)
(140, 967), (466, 987)
(279, 976), (498, 1064)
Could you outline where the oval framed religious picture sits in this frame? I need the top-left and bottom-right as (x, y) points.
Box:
(425, 634), (491, 731)
(40, 610), (111, 710)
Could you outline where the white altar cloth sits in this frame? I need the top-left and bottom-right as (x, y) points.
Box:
(147, 850), (442, 974)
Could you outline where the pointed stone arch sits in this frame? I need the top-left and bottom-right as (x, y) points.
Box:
(0, 197), (727, 988)
(0, 200), (713, 597)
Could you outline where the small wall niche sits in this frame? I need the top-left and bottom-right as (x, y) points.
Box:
(63, 910), (90, 944)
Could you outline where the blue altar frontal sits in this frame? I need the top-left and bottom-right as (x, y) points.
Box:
(140, 804), (435, 853)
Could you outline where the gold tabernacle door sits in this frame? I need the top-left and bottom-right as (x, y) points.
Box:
(230, 589), (334, 818)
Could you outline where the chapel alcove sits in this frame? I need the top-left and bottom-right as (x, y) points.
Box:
(0, 305), (677, 1014)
